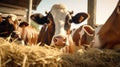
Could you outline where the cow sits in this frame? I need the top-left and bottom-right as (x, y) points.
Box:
(91, 0), (120, 50)
(72, 24), (94, 46)
(0, 14), (17, 37)
(11, 21), (39, 45)
(31, 4), (90, 53)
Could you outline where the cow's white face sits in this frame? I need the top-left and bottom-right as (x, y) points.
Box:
(50, 4), (72, 46)
(51, 4), (70, 36)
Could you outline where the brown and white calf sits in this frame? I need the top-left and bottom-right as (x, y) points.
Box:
(31, 4), (90, 53)
(11, 21), (39, 45)
(72, 25), (94, 47)
(92, 0), (120, 50)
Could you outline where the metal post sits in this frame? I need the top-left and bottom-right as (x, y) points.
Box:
(87, 0), (96, 44)
(88, 0), (96, 27)
(27, 0), (32, 25)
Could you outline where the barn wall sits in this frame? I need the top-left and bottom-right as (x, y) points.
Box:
(0, 6), (27, 21)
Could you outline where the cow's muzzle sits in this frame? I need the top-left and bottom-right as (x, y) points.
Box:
(53, 35), (67, 47)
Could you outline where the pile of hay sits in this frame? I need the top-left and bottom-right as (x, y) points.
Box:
(0, 38), (120, 67)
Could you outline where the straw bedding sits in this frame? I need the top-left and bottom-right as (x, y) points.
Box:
(0, 37), (120, 67)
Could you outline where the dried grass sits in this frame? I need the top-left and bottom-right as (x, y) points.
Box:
(0, 37), (120, 67)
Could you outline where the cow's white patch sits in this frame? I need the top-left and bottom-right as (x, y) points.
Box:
(8, 14), (17, 21)
(78, 26), (85, 45)
(50, 6), (69, 36)
(92, 25), (103, 48)
(92, 35), (101, 48)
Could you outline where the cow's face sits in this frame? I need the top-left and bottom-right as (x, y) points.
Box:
(11, 22), (29, 40)
(72, 25), (94, 46)
(4, 15), (18, 32)
(31, 4), (89, 46)
(50, 4), (72, 46)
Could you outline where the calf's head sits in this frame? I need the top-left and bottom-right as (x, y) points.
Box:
(11, 22), (29, 40)
(31, 4), (89, 46)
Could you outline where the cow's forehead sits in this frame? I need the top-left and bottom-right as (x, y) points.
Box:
(51, 4), (71, 21)
(50, 4), (69, 15)
(51, 4), (67, 10)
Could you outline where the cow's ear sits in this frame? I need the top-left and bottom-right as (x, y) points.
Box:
(31, 13), (49, 25)
(19, 22), (29, 27)
(83, 25), (94, 36)
(72, 13), (89, 24)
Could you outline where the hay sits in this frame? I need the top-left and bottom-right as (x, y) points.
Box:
(0, 38), (120, 67)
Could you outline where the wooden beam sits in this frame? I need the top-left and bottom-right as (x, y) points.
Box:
(0, 0), (41, 10)
(0, 6), (26, 16)
(0, 3), (26, 9)
(27, 0), (32, 25)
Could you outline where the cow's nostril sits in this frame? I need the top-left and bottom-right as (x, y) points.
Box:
(63, 38), (67, 42)
(54, 38), (57, 42)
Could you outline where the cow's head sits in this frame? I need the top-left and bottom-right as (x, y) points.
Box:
(11, 21), (29, 40)
(0, 14), (19, 37)
(72, 25), (94, 46)
(31, 4), (89, 46)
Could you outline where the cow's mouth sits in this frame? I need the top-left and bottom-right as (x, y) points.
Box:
(54, 43), (66, 49)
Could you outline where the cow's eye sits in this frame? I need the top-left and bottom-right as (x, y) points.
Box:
(65, 15), (71, 32)
(47, 13), (54, 24)
(69, 19), (72, 23)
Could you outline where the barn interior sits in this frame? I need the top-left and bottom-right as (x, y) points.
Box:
(0, 0), (120, 67)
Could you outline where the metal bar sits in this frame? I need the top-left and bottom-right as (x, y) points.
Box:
(87, 0), (97, 44)
(88, 0), (96, 28)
